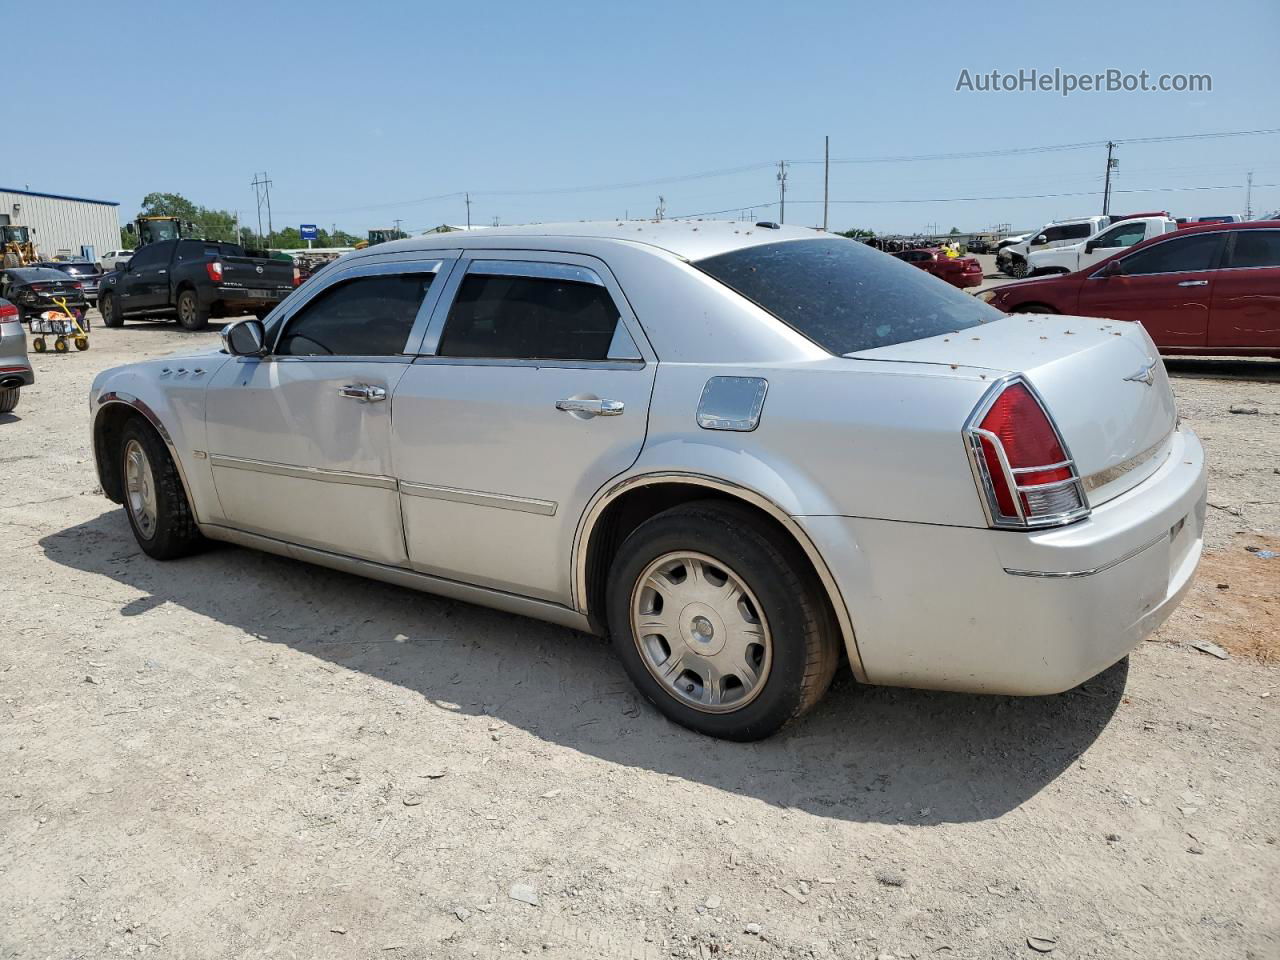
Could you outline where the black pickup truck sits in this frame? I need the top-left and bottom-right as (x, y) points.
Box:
(98, 239), (297, 330)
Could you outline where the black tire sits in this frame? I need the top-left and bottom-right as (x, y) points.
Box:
(1012, 303), (1059, 315)
(0, 387), (18, 414)
(100, 293), (123, 328)
(605, 500), (839, 741)
(118, 418), (207, 560)
(1005, 258), (1029, 279)
(176, 288), (210, 331)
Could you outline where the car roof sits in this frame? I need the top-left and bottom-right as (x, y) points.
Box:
(355, 219), (825, 262)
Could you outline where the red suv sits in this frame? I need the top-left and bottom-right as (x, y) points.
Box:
(982, 221), (1280, 357)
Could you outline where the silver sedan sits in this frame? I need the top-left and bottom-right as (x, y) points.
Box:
(89, 222), (1206, 740)
(0, 297), (34, 413)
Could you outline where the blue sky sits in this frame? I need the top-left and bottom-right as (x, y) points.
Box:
(6, 0), (1276, 235)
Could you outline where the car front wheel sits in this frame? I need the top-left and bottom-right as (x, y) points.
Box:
(1005, 258), (1029, 279)
(118, 418), (206, 560)
(606, 501), (839, 741)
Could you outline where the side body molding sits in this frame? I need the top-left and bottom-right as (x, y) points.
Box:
(572, 471), (868, 682)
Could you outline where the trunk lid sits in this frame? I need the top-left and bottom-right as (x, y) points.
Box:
(851, 313), (1178, 505)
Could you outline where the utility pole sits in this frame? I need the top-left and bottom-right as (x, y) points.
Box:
(777, 160), (788, 224)
(465, 193), (472, 230)
(392, 218), (403, 238)
(1245, 171), (1254, 219)
(1101, 142), (1117, 216)
(251, 172), (270, 244)
(655, 196), (666, 221)
(823, 136), (830, 232)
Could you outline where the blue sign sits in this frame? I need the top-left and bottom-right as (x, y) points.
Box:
(300, 224), (318, 241)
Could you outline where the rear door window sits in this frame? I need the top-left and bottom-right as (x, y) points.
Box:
(695, 237), (1000, 356)
(437, 267), (622, 361)
(1227, 230), (1280, 268)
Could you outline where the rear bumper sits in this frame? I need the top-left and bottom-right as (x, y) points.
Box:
(203, 285), (292, 309)
(800, 425), (1207, 695)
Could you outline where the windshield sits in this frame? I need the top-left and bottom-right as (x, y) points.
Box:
(50, 262), (101, 276)
(694, 237), (999, 356)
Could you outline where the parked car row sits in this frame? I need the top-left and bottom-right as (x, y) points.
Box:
(892, 246), (984, 288)
(983, 221), (1280, 356)
(0, 267), (91, 320)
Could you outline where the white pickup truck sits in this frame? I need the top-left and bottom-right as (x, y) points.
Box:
(996, 215), (1110, 278)
(1025, 217), (1178, 276)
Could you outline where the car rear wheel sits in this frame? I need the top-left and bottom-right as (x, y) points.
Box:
(0, 387), (19, 414)
(118, 418), (206, 560)
(100, 293), (123, 328)
(606, 501), (839, 741)
(176, 289), (210, 331)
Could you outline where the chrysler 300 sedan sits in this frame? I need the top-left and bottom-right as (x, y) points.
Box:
(90, 221), (1206, 740)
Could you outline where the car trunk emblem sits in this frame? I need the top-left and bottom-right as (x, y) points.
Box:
(1124, 360), (1157, 386)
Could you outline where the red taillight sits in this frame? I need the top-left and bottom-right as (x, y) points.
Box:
(206, 261), (224, 282)
(0, 304), (18, 319)
(967, 379), (1087, 528)
(292, 266), (301, 287)
(73, 282), (84, 290)
(32, 283), (50, 292)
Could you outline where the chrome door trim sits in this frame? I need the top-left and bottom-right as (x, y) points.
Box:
(572, 471), (868, 682)
(267, 252), (461, 356)
(209, 454), (397, 490)
(412, 249), (658, 362)
(399, 480), (557, 516)
(199, 523), (591, 633)
(410, 355), (644, 371)
(1003, 528), (1171, 578)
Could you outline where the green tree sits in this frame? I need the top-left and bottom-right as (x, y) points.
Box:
(837, 227), (876, 239)
(135, 192), (239, 243)
(949, 227), (961, 235)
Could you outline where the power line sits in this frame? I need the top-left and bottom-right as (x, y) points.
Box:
(270, 127), (1280, 220)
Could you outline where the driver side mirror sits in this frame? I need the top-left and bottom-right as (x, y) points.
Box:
(1099, 259), (1125, 278)
(1032, 234), (1048, 246)
(1085, 240), (1099, 254)
(221, 318), (267, 357)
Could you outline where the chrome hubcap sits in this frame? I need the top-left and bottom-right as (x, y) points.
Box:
(124, 439), (158, 540)
(630, 552), (772, 714)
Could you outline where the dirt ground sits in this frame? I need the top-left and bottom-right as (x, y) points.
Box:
(1, 318), (1277, 960)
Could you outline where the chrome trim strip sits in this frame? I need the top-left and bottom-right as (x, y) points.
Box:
(199, 524), (590, 633)
(1003, 529), (1171, 579)
(571, 471), (868, 683)
(399, 480), (557, 516)
(411, 356), (644, 371)
(209, 454), (397, 490)
(1081, 431), (1173, 492)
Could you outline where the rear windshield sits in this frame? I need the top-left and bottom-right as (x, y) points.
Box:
(695, 237), (999, 356)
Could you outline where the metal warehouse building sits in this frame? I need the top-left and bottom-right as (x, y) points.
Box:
(0, 187), (120, 264)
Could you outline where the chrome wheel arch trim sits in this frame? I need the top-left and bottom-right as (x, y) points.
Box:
(94, 393), (200, 520)
(572, 471), (868, 682)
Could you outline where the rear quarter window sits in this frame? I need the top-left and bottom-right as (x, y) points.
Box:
(694, 237), (1000, 356)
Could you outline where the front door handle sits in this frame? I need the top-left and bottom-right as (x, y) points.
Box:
(339, 383), (386, 402)
(1177, 279), (1209, 287)
(555, 397), (624, 417)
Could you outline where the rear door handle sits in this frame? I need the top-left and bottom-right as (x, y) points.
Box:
(555, 397), (624, 417)
(1177, 279), (1208, 287)
(339, 383), (386, 402)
